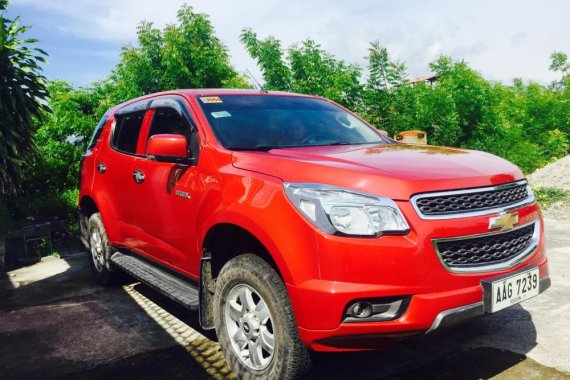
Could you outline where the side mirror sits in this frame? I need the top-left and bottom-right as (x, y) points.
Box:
(146, 134), (190, 164)
(378, 130), (389, 137)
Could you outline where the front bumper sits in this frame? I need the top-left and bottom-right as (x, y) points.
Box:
(290, 256), (549, 352)
(427, 273), (550, 334)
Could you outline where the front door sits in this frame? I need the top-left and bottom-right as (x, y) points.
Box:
(132, 101), (201, 278)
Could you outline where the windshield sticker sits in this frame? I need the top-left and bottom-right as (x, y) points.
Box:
(211, 111), (231, 118)
(200, 96), (223, 103)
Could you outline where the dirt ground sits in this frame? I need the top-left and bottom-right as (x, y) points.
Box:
(528, 155), (570, 191)
(1, 217), (569, 380)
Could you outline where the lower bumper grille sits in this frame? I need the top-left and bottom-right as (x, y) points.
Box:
(434, 222), (539, 272)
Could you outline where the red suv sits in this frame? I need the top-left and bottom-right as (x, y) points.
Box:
(79, 89), (550, 379)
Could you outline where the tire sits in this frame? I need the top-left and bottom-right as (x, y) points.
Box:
(87, 213), (121, 286)
(214, 254), (311, 380)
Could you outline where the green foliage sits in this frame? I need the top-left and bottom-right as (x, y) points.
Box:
(549, 51), (569, 89)
(3, 5), (569, 238)
(360, 47), (463, 147)
(288, 40), (363, 109)
(532, 186), (570, 209)
(5, 191), (73, 224)
(0, 3), (49, 196)
(367, 41), (407, 89)
(544, 129), (569, 160)
(388, 83), (461, 146)
(240, 29), (291, 90)
(436, 60), (494, 144)
(112, 5), (249, 101)
(239, 29), (363, 109)
(237, 28), (569, 173)
(23, 81), (105, 193)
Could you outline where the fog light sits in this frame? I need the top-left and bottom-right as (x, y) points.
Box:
(347, 302), (373, 319)
(343, 296), (410, 323)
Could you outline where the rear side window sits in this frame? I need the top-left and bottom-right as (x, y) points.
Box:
(112, 111), (146, 154)
(86, 115), (109, 151)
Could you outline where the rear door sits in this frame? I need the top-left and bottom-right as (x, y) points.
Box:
(92, 108), (149, 248)
(131, 97), (202, 277)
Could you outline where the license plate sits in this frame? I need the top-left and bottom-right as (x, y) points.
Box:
(483, 266), (540, 313)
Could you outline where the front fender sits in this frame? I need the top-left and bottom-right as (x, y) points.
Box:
(197, 171), (320, 286)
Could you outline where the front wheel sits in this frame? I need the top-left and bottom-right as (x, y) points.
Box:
(214, 254), (310, 380)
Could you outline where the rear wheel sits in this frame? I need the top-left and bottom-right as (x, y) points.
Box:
(214, 254), (310, 379)
(88, 213), (121, 286)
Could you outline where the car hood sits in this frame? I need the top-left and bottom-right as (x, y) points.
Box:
(231, 143), (524, 200)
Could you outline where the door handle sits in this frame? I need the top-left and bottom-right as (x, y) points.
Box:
(97, 162), (106, 173)
(133, 169), (145, 184)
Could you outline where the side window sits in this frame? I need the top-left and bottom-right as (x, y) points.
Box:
(147, 107), (189, 142)
(112, 110), (146, 154)
(86, 115), (109, 151)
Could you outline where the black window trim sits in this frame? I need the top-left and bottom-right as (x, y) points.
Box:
(148, 96), (198, 133)
(110, 110), (147, 157)
(145, 95), (200, 166)
(86, 114), (110, 152)
(109, 95), (200, 160)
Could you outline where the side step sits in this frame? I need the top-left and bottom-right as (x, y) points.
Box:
(111, 252), (199, 310)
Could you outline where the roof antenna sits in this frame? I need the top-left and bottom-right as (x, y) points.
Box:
(247, 69), (268, 94)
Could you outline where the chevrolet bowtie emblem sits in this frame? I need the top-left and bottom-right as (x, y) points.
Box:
(489, 212), (519, 231)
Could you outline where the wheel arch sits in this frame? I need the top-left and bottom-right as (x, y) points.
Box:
(202, 223), (284, 280)
(79, 195), (99, 218)
(78, 195), (100, 247)
(198, 220), (293, 330)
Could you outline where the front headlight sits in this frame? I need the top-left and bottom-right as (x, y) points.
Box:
(284, 183), (410, 236)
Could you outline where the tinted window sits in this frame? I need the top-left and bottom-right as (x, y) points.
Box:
(147, 107), (188, 141)
(198, 95), (387, 150)
(112, 111), (146, 154)
(86, 115), (108, 151)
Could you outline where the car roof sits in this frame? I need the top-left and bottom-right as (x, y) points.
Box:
(107, 89), (318, 115)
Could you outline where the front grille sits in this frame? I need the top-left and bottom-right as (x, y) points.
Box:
(414, 182), (529, 217)
(435, 223), (536, 270)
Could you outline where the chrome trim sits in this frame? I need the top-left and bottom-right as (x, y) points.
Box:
(427, 302), (485, 334)
(411, 180), (534, 220)
(432, 219), (540, 273)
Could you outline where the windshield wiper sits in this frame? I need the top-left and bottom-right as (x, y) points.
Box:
(327, 141), (351, 146)
(231, 141), (359, 151)
(231, 145), (283, 152)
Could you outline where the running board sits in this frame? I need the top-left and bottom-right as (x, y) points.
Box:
(111, 252), (199, 310)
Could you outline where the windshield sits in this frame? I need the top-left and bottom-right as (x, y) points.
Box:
(198, 95), (387, 150)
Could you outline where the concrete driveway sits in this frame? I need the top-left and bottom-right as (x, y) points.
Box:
(1, 218), (569, 380)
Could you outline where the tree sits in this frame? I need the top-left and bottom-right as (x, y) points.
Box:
(367, 41), (407, 90)
(429, 55), (454, 76)
(288, 40), (363, 108)
(240, 29), (291, 90)
(240, 30), (363, 109)
(361, 41), (407, 131)
(112, 4), (249, 101)
(549, 51), (569, 89)
(0, 0), (49, 196)
(429, 56), (493, 145)
(25, 81), (105, 193)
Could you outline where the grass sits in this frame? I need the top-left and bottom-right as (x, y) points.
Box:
(532, 186), (570, 209)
